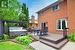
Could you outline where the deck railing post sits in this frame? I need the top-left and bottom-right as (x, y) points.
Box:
(63, 28), (69, 38)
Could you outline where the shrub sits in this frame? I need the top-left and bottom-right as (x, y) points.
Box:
(3, 34), (9, 40)
(16, 35), (32, 45)
(27, 34), (33, 37)
(68, 32), (75, 42)
(10, 34), (18, 39)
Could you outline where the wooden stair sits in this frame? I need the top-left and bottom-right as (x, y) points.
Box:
(40, 36), (66, 44)
(40, 36), (68, 49)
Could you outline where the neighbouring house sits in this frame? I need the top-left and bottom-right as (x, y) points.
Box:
(29, 15), (38, 29)
(37, 0), (75, 34)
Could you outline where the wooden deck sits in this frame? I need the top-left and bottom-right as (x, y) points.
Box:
(40, 33), (64, 41)
(39, 33), (68, 49)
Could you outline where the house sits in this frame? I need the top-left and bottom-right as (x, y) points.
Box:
(29, 15), (38, 29)
(37, 0), (75, 34)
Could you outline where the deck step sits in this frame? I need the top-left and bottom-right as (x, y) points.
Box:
(40, 39), (68, 49)
(40, 36), (66, 44)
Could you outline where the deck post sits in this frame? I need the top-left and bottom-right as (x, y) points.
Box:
(63, 28), (69, 38)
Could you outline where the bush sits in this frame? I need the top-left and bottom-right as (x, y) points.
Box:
(27, 34), (33, 37)
(3, 34), (9, 40)
(68, 32), (75, 42)
(16, 35), (32, 45)
(10, 33), (18, 39)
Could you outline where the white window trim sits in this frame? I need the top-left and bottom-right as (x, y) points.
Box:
(54, 5), (60, 11)
(52, 5), (60, 11)
(56, 19), (68, 30)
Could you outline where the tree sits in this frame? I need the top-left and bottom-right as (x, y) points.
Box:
(19, 3), (29, 28)
(0, 0), (29, 27)
(0, 0), (20, 27)
(0, 0), (20, 20)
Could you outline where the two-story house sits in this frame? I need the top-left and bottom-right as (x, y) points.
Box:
(37, 0), (75, 34)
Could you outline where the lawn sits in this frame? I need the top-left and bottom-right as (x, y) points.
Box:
(0, 41), (33, 50)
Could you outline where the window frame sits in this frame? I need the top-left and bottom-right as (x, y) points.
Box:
(52, 4), (60, 11)
(56, 19), (68, 30)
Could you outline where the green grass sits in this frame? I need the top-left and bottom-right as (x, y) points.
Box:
(0, 41), (33, 50)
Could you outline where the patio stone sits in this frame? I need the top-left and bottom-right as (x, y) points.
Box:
(61, 41), (75, 50)
(29, 41), (56, 50)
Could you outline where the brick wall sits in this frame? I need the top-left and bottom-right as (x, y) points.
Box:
(67, 0), (75, 33)
(38, 0), (67, 34)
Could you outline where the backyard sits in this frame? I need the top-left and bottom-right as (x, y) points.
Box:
(0, 0), (75, 50)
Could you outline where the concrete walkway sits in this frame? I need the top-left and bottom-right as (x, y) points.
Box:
(30, 41), (75, 50)
(30, 41), (56, 50)
(61, 41), (75, 50)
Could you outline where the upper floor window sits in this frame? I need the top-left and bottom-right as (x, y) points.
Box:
(52, 5), (60, 11)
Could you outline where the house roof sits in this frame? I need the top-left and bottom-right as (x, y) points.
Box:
(37, 0), (64, 14)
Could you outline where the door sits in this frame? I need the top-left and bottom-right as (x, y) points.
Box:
(41, 22), (46, 30)
(41, 22), (48, 35)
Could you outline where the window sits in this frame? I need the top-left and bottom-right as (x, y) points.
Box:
(56, 19), (67, 30)
(52, 5), (60, 11)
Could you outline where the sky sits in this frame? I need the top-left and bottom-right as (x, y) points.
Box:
(18, 0), (57, 20)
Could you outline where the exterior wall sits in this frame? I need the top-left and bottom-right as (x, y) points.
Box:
(38, 0), (67, 33)
(67, 0), (75, 33)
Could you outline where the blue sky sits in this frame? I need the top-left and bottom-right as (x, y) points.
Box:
(18, 0), (57, 20)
